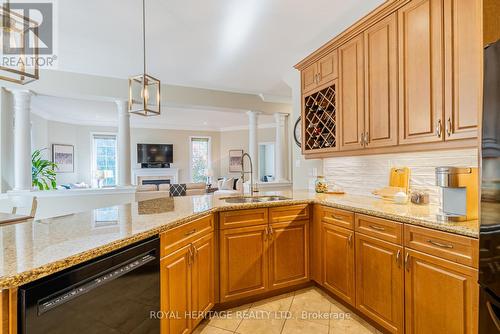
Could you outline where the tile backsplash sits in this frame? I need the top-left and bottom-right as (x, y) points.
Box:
(323, 149), (478, 205)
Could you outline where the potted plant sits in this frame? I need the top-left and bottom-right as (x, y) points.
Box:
(32, 149), (58, 190)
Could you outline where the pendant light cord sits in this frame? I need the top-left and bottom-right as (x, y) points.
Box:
(142, 0), (146, 75)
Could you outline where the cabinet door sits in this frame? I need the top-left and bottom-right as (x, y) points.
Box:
(161, 244), (192, 334)
(356, 233), (404, 334)
(302, 63), (318, 94)
(191, 233), (214, 328)
(443, 0), (481, 140)
(339, 34), (365, 151)
(405, 249), (478, 334)
(398, 0), (444, 144)
(322, 223), (355, 306)
(219, 225), (269, 302)
(364, 13), (398, 148)
(318, 50), (338, 85)
(269, 220), (309, 290)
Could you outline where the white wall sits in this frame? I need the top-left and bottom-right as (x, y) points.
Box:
(323, 149), (479, 204)
(29, 118), (222, 186)
(219, 127), (276, 178)
(288, 71), (323, 190)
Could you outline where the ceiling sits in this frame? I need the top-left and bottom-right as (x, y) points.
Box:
(31, 95), (276, 131)
(55, 0), (384, 97)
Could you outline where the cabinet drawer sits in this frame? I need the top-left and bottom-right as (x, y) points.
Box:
(161, 214), (214, 257)
(269, 204), (309, 223)
(404, 225), (478, 268)
(219, 208), (268, 229)
(355, 214), (402, 244)
(321, 207), (354, 230)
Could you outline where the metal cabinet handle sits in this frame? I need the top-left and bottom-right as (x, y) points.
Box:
(331, 214), (343, 221)
(404, 253), (410, 271)
(436, 119), (442, 137)
(264, 226), (268, 240)
(396, 249), (401, 266)
(446, 117), (452, 137)
(185, 229), (197, 236)
(348, 234), (352, 245)
(361, 132), (365, 147)
(427, 239), (453, 249)
(188, 244), (194, 266)
(269, 226), (274, 239)
(369, 225), (385, 231)
(365, 132), (369, 146)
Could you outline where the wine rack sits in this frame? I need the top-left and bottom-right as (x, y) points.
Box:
(303, 83), (338, 151)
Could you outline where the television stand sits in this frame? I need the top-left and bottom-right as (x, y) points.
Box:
(141, 163), (170, 168)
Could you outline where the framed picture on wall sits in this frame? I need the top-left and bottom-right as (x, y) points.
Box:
(228, 149), (243, 172)
(52, 144), (74, 173)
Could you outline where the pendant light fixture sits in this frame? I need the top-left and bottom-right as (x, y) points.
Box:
(128, 0), (160, 116)
(0, 0), (39, 84)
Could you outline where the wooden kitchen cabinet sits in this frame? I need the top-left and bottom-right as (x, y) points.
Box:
(404, 249), (479, 334)
(161, 244), (192, 334)
(443, 0), (481, 140)
(191, 233), (215, 328)
(339, 34), (365, 151)
(356, 233), (404, 334)
(322, 222), (355, 306)
(364, 13), (398, 148)
(160, 215), (215, 334)
(398, 0), (444, 145)
(219, 225), (269, 302)
(269, 220), (309, 290)
(301, 50), (338, 94)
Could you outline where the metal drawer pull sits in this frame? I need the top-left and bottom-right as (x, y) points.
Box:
(404, 253), (410, 271)
(184, 229), (197, 236)
(331, 215), (344, 220)
(427, 239), (453, 249)
(369, 225), (385, 231)
(348, 234), (352, 245)
(396, 249), (401, 265)
(188, 244), (194, 265)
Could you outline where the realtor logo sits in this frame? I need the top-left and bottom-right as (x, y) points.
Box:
(2, 2), (53, 55)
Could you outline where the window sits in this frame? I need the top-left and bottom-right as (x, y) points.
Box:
(190, 137), (211, 183)
(92, 134), (117, 187)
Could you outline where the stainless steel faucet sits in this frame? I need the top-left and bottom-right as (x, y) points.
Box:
(240, 153), (255, 195)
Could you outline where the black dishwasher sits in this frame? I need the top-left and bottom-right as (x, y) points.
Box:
(18, 237), (160, 334)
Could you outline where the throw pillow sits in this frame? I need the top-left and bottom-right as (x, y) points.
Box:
(220, 178), (234, 190)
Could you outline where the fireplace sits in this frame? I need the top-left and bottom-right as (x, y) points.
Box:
(133, 167), (179, 186)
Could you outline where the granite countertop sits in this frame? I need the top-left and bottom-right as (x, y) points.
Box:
(0, 190), (478, 289)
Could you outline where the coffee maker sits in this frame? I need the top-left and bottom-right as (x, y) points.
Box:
(435, 167), (479, 221)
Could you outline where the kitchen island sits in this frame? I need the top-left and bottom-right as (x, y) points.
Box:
(0, 190), (479, 334)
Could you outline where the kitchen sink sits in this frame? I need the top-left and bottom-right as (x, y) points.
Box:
(221, 195), (291, 203)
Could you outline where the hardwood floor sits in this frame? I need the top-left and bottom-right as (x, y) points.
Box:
(193, 287), (382, 334)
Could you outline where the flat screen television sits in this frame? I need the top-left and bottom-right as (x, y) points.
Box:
(137, 144), (173, 164)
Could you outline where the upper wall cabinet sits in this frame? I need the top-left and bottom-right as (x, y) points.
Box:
(398, 0), (444, 145)
(364, 13), (398, 148)
(296, 0), (481, 158)
(339, 34), (365, 151)
(443, 0), (481, 140)
(301, 50), (338, 95)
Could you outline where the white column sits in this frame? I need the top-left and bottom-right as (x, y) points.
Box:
(274, 113), (288, 182)
(247, 111), (259, 184)
(116, 100), (132, 187)
(12, 90), (32, 191)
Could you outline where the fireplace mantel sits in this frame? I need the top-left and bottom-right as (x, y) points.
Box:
(132, 168), (179, 185)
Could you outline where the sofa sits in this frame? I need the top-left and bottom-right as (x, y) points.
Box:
(136, 183), (206, 196)
(213, 177), (243, 195)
